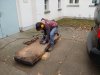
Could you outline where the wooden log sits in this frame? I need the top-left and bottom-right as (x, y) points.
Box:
(14, 34), (60, 65)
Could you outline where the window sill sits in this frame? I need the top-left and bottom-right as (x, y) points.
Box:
(89, 5), (95, 7)
(58, 8), (62, 11)
(67, 5), (79, 7)
(44, 10), (50, 14)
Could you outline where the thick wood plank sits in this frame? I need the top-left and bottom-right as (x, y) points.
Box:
(14, 35), (60, 65)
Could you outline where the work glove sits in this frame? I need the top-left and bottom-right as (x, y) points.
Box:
(42, 40), (47, 44)
(40, 37), (49, 45)
(40, 34), (49, 44)
(40, 40), (47, 44)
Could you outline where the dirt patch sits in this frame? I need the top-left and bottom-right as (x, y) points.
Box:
(57, 18), (94, 30)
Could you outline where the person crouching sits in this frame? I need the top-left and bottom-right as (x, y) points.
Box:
(35, 18), (58, 51)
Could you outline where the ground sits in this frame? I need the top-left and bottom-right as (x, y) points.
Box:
(0, 25), (100, 75)
(57, 18), (94, 29)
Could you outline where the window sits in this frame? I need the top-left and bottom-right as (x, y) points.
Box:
(69, 0), (73, 3)
(68, 0), (79, 7)
(89, 0), (99, 7)
(97, 0), (100, 3)
(92, 0), (96, 3)
(44, 0), (49, 11)
(69, 0), (79, 4)
(92, 0), (100, 3)
(75, 0), (79, 3)
(44, 0), (50, 14)
(58, 0), (62, 11)
(58, 0), (61, 9)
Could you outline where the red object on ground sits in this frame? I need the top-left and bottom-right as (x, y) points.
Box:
(97, 27), (100, 39)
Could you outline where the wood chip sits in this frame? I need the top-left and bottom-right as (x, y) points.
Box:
(57, 70), (62, 75)
(42, 52), (50, 60)
(37, 72), (42, 75)
(58, 61), (63, 64)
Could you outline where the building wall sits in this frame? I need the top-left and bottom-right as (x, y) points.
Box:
(0, 0), (19, 38)
(16, 0), (37, 30)
(44, 0), (64, 20)
(35, 0), (44, 22)
(35, 0), (64, 21)
(0, 0), (96, 38)
(17, 0), (96, 30)
(63, 0), (96, 19)
(35, 0), (96, 21)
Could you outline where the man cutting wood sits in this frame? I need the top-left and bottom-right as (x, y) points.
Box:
(35, 18), (59, 51)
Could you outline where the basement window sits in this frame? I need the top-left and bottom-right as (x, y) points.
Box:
(92, 0), (100, 3)
(69, 0), (79, 4)
(75, 0), (79, 3)
(58, 0), (62, 11)
(67, 0), (79, 7)
(69, 0), (73, 3)
(89, 0), (100, 7)
(44, 0), (50, 14)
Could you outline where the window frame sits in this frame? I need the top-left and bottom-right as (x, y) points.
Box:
(58, 0), (61, 9)
(89, 0), (99, 7)
(67, 0), (79, 7)
(75, 0), (79, 4)
(69, 0), (79, 4)
(44, 0), (49, 11)
(69, 0), (73, 3)
(44, 0), (50, 14)
(58, 0), (62, 11)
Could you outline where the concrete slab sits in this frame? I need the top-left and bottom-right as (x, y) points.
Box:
(0, 26), (100, 75)
(0, 62), (27, 75)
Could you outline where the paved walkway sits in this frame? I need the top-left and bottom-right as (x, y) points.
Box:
(0, 26), (100, 75)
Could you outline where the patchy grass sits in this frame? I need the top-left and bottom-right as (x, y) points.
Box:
(57, 18), (95, 29)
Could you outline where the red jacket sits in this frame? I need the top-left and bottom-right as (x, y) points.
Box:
(45, 20), (58, 28)
(42, 19), (58, 41)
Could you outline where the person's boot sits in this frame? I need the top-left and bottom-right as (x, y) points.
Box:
(48, 45), (54, 52)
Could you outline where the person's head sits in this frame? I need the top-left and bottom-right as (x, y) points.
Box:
(35, 22), (45, 31)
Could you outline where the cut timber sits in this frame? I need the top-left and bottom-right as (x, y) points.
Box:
(14, 34), (60, 65)
(23, 36), (39, 45)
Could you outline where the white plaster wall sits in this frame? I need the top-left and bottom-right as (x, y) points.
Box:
(35, 0), (64, 21)
(17, 0), (36, 29)
(63, 0), (96, 19)
(44, 0), (63, 20)
(35, 0), (96, 21)
(31, 0), (37, 27)
(35, 0), (44, 22)
(17, 0), (97, 30)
